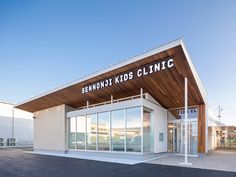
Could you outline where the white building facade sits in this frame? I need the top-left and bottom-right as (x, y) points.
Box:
(16, 39), (215, 160)
(0, 102), (33, 147)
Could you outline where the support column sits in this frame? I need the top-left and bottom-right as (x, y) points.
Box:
(198, 104), (206, 153)
(111, 95), (113, 103)
(140, 88), (143, 98)
(86, 101), (89, 108)
(184, 77), (188, 163)
(12, 106), (15, 138)
(180, 77), (191, 165)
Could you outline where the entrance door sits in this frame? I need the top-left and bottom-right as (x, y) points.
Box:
(168, 123), (181, 153)
(168, 121), (198, 155)
(174, 123), (181, 153)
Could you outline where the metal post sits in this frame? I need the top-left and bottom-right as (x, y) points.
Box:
(111, 95), (113, 103)
(124, 109), (127, 152)
(109, 111), (112, 151)
(180, 77), (192, 165)
(218, 105), (223, 147)
(185, 77), (188, 163)
(66, 117), (69, 152)
(86, 101), (89, 108)
(12, 106), (15, 138)
(85, 115), (87, 150)
(140, 88), (143, 98)
(96, 113), (98, 151)
(141, 106), (144, 153)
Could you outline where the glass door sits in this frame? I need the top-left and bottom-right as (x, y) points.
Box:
(168, 121), (198, 155)
(189, 121), (198, 154)
(168, 123), (181, 153)
(175, 123), (181, 153)
(167, 123), (173, 152)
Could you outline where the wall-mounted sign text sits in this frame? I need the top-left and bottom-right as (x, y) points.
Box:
(177, 108), (198, 119)
(82, 58), (174, 94)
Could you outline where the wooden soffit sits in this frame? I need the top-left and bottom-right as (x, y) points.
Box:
(15, 41), (205, 112)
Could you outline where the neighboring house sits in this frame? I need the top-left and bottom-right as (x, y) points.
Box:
(207, 109), (222, 151)
(0, 102), (33, 147)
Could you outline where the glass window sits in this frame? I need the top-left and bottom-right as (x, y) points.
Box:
(189, 121), (198, 154)
(126, 107), (141, 152)
(98, 112), (110, 151)
(111, 110), (125, 151)
(143, 110), (151, 152)
(76, 116), (86, 149)
(86, 114), (97, 150)
(68, 117), (76, 149)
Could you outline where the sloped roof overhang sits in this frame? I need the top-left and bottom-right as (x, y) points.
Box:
(15, 39), (207, 113)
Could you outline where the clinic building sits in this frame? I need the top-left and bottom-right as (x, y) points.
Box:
(15, 39), (214, 157)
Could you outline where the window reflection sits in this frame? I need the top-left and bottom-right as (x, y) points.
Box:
(98, 112), (110, 151)
(76, 116), (86, 149)
(68, 106), (153, 153)
(126, 107), (141, 152)
(86, 114), (97, 150)
(68, 117), (76, 149)
(143, 110), (151, 152)
(111, 110), (125, 151)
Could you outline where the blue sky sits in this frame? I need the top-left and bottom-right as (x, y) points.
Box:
(0, 0), (236, 125)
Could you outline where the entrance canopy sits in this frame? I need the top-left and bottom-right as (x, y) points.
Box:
(15, 39), (207, 113)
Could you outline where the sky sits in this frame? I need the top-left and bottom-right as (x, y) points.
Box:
(0, 0), (236, 125)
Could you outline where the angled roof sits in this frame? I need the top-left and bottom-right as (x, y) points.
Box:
(15, 39), (207, 112)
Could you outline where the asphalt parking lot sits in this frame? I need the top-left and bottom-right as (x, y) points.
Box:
(0, 148), (236, 177)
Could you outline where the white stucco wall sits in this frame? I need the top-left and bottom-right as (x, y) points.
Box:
(208, 127), (217, 151)
(207, 108), (218, 151)
(142, 99), (167, 153)
(0, 102), (33, 146)
(33, 105), (67, 152)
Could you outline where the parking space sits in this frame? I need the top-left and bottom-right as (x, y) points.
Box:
(0, 148), (235, 177)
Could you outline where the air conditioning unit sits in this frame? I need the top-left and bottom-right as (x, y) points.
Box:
(0, 138), (4, 146)
(7, 138), (16, 146)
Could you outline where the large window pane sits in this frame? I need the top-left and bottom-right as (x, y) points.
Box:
(76, 116), (86, 149)
(189, 121), (198, 154)
(143, 110), (151, 152)
(86, 114), (97, 150)
(68, 117), (76, 149)
(126, 107), (141, 152)
(111, 110), (125, 151)
(98, 112), (110, 151)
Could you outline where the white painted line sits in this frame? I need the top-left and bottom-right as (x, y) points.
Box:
(141, 154), (170, 163)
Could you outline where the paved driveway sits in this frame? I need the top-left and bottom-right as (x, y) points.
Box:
(148, 150), (236, 172)
(0, 148), (236, 177)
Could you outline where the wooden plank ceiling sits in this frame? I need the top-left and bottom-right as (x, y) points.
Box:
(16, 45), (205, 113)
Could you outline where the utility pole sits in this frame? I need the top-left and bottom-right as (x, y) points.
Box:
(217, 105), (223, 147)
(218, 105), (223, 129)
